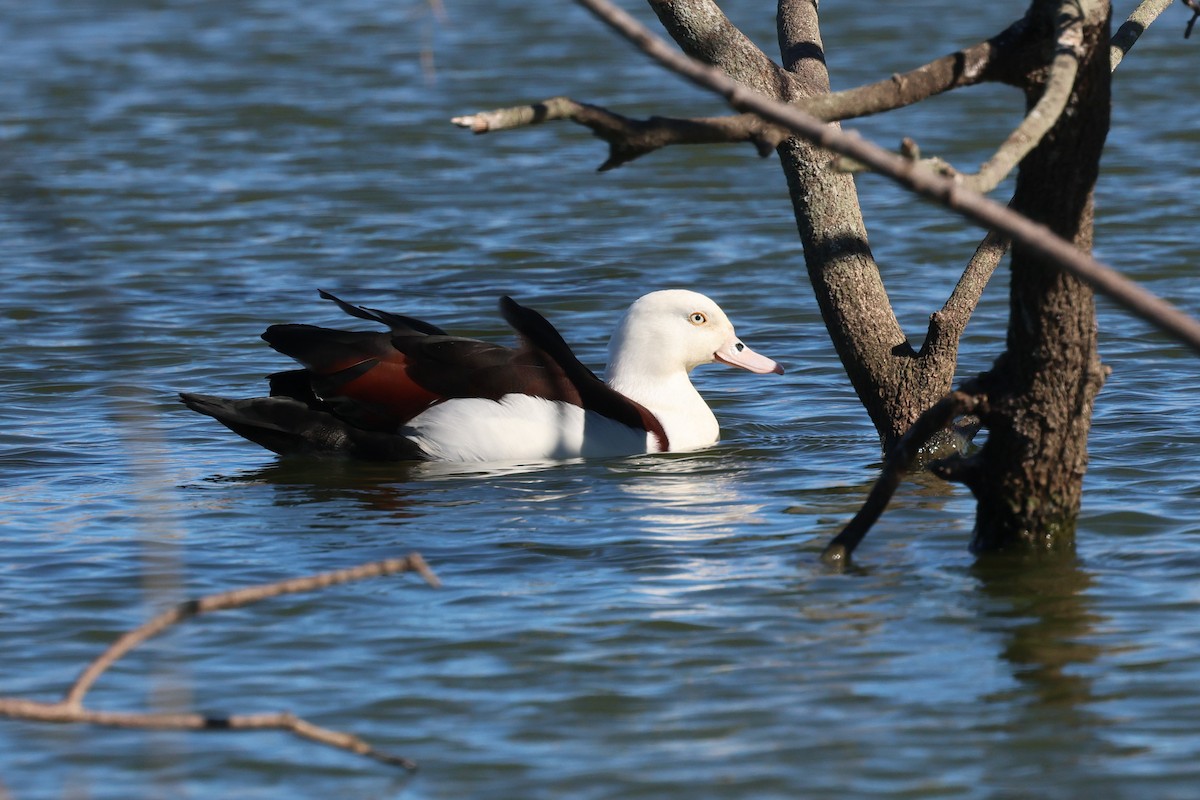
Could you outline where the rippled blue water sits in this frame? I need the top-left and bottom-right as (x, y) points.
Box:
(4, 1), (1200, 798)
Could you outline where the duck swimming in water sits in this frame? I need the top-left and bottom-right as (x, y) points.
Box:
(180, 289), (783, 462)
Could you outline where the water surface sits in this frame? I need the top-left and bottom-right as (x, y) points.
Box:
(3, 1), (1200, 798)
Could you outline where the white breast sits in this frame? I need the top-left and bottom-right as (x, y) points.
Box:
(403, 394), (656, 462)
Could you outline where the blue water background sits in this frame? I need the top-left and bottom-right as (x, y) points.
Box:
(3, 1), (1200, 797)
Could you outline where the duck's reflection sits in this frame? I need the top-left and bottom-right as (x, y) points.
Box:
(612, 451), (766, 542)
(200, 448), (768, 551)
(204, 459), (424, 517)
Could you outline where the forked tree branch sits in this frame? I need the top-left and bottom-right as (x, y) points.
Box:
(455, 3), (1172, 220)
(574, 0), (1200, 354)
(0, 701), (419, 769)
(451, 19), (1029, 169)
(452, 97), (785, 170)
(820, 390), (988, 566)
(923, 231), (1010, 358)
(0, 554), (440, 770)
(956, 1), (1084, 193)
(927, 0), (1166, 344)
(891, 0), (1173, 186)
(450, 13), (1034, 172)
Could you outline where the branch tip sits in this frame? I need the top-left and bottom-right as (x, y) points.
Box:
(821, 390), (986, 562)
(6, 554), (437, 770)
(820, 543), (849, 568)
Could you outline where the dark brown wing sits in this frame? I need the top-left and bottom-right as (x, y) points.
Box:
(499, 296), (669, 452)
(259, 292), (668, 451)
(257, 293), (578, 433)
(261, 324), (447, 430)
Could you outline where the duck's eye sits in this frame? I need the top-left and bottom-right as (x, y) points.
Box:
(689, 312), (707, 326)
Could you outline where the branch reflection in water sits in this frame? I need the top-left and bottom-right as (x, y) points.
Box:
(971, 552), (1124, 768)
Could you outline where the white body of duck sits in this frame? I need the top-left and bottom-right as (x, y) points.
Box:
(181, 289), (782, 463)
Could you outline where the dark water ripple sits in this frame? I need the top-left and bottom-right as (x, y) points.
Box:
(3, 1), (1200, 798)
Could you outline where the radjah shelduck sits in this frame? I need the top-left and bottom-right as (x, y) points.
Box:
(181, 289), (783, 462)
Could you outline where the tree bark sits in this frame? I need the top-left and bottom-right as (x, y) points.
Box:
(967, 0), (1111, 551)
(645, 0), (1112, 550)
(650, 0), (966, 450)
(572, 0), (1199, 558)
(773, 2), (931, 451)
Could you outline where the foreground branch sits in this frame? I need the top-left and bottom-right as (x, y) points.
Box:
(821, 391), (988, 565)
(452, 96), (783, 170)
(0, 701), (418, 770)
(1110, 0), (1174, 69)
(1, 554), (440, 771)
(575, 0), (1200, 354)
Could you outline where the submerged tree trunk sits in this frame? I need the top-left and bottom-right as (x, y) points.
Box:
(961, 0), (1111, 551)
(644, 0), (1113, 546)
(463, 0), (1144, 555)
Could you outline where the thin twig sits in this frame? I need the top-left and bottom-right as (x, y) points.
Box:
(1185, 0), (1200, 38)
(958, 2), (1083, 193)
(1111, 0), (1174, 68)
(821, 391), (987, 566)
(452, 96), (784, 170)
(67, 554), (439, 706)
(1, 554), (439, 771)
(574, 0), (1200, 355)
(453, 96), (594, 133)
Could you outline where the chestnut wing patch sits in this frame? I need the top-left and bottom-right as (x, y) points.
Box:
(259, 293), (667, 451)
(260, 324), (585, 433)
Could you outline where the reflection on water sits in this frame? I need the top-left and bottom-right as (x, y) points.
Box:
(973, 552), (1103, 711)
(970, 551), (1126, 785)
(615, 453), (766, 540)
(5, 0), (1200, 796)
(202, 460), (425, 518)
(966, 550), (1189, 788)
(204, 448), (770, 542)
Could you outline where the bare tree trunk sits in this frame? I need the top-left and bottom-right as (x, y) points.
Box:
(565, 0), (1187, 559)
(965, 0), (1111, 551)
(773, 3), (942, 451)
(465, 0), (1137, 556)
